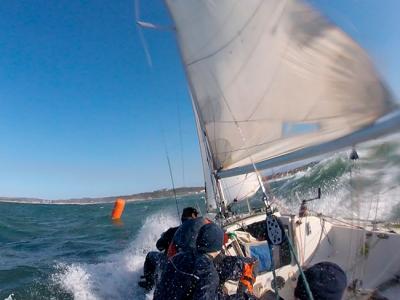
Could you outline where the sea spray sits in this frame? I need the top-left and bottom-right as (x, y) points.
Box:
(1, 135), (400, 299)
(53, 213), (178, 300)
(265, 134), (400, 221)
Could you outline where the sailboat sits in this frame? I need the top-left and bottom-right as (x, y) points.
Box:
(140, 0), (400, 299)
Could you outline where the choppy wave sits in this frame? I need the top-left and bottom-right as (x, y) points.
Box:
(52, 213), (178, 300)
(1, 134), (400, 299)
(269, 133), (400, 221)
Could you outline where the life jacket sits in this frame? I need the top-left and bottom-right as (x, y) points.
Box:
(239, 261), (256, 294)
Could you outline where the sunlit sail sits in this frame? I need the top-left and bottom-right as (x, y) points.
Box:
(162, 0), (400, 299)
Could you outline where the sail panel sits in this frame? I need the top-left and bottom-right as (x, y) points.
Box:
(166, 0), (396, 171)
(220, 173), (260, 205)
(193, 94), (219, 211)
(218, 112), (400, 178)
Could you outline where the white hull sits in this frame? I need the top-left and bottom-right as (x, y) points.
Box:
(222, 213), (400, 299)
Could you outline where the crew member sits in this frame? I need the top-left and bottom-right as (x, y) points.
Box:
(138, 207), (198, 290)
(167, 214), (211, 257)
(154, 223), (224, 300)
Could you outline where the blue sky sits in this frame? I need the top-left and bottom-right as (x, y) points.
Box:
(0, 0), (398, 199)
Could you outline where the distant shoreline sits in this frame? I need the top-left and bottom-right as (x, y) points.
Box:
(0, 187), (205, 205)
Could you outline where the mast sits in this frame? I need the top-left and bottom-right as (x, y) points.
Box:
(162, 0), (226, 212)
(193, 98), (225, 213)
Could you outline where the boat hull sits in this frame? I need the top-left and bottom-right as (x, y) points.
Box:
(222, 213), (400, 299)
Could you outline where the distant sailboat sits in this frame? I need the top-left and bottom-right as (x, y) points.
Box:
(146, 0), (400, 299)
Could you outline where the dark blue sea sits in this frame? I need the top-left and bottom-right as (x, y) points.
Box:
(1, 134), (400, 300)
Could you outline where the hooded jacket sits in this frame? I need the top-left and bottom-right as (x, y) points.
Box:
(172, 217), (207, 253)
(154, 223), (224, 300)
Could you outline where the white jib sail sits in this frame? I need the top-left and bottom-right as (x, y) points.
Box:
(220, 173), (260, 205)
(165, 0), (397, 176)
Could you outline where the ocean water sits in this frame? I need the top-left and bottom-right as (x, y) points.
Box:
(1, 135), (400, 300)
(267, 133), (400, 221)
(0, 196), (205, 300)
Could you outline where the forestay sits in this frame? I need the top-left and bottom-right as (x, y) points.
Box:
(165, 0), (397, 178)
(194, 90), (260, 208)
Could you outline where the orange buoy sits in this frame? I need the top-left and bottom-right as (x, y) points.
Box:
(111, 198), (126, 220)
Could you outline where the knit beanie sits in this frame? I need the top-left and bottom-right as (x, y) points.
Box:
(295, 262), (347, 300)
(196, 223), (224, 254)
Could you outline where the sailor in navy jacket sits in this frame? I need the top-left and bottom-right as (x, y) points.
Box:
(153, 223), (224, 300)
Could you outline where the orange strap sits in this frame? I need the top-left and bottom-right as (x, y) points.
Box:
(223, 233), (229, 245)
(240, 262), (255, 294)
(167, 243), (177, 258)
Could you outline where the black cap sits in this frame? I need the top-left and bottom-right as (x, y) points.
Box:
(295, 262), (347, 300)
(181, 207), (198, 222)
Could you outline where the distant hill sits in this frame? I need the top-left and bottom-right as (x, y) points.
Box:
(0, 187), (205, 204)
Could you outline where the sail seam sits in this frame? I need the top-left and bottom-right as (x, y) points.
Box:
(186, 0), (264, 67)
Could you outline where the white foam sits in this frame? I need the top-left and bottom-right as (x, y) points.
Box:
(279, 145), (400, 221)
(53, 264), (95, 300)
(3, 294), (15, 300)
(53, 212), (179, 300)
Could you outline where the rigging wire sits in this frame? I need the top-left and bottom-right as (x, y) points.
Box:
(154, 120), (182, 223)
(287, 238), (314, 300)
(208, 72), (270, 203)
(347, 149), (357, 287)
(210, 72), (315, 299)
(374, 193), (381, 224)
(135, 0), (182, 222)
(144, 110), (181, 223)
(208, 81), (288, 298)
(163, 132), (181, 224)
(207, 68), (319, 298)
(139, 2), (339, 298)
(222, 174), (256, 203)
(158, 0), (225, 215)
(175, 95), (186, 187)
(347, 147), (369, 293)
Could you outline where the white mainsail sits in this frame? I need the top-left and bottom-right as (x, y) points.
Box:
(194, 87), (260, 208)
(158, 3), (400, 297)
(159, 3), (400, 298)
(165, 0), (398, 183)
